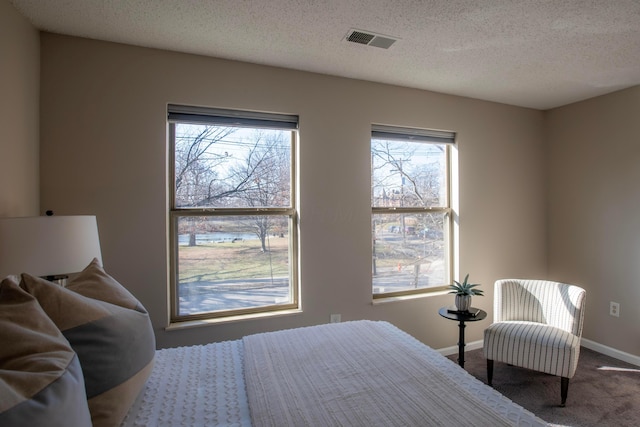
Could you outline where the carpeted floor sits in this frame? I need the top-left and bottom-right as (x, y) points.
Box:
(448, 347), (640, 426)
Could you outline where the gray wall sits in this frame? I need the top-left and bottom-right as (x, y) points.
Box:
(546, 86), (640, 357)
(0, 0), (40, 216)
(15, 0), (635, 358)
(38, 33), (546, 349)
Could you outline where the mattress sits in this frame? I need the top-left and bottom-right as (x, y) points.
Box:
(122, 321), (548, 426)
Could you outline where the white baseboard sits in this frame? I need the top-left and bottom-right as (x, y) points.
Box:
(437, 338), (640, 367)
(437, 339), (484, 357)
(581, 338), (640, 367)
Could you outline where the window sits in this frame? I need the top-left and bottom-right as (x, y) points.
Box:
(168, 105), (298, 321)
(371, 125), (455, 298)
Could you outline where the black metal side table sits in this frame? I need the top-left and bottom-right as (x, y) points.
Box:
(438, 306), (487, 368)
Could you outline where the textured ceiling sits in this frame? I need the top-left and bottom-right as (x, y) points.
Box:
(10, 0), (640, 110)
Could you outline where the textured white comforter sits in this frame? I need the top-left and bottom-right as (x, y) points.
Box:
(243, 320), (548, 427)
(122, 320), (549, 426)
(121, 339), (250, 427)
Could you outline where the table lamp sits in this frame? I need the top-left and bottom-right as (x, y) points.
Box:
(0, 214), (102, 285)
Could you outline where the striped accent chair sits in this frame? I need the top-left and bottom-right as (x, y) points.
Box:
(483, 279), (586, 406)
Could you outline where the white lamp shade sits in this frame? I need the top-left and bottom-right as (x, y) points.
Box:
(0, 215), (103, 278)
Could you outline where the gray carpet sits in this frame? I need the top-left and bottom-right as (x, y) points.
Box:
(449, 347), (640, 426)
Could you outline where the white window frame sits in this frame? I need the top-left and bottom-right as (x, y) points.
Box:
(371, 124), (455, 299)
(168, 105), (299, 322)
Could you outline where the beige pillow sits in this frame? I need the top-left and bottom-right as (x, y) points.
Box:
(0, 277), (92, 426)
(20, 273), (155, 427)
(66, 257), (147, 313)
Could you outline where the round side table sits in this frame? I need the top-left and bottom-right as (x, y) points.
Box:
(438, 307), (487, 368)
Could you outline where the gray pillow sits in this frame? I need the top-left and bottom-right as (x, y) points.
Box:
(20, 273), (155, 427)
(0, 277), (92, 427)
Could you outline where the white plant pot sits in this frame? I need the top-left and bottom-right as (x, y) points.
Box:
(455, 295), (471, 311)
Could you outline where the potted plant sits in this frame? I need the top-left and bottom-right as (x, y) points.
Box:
(447, 274), (483, 311)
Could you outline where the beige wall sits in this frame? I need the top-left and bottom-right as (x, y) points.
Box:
(546, 86), (640, 357)
(7, 1), (636, 358)
(39, 33), (547, 349)
(0, 0), (39, 216)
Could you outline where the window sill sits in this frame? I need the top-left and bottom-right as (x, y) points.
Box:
(372, 289), (450, 305)
(165, 308), (303, 332)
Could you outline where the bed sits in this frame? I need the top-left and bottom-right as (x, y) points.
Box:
(121, 320), (549, 427)
(1, 260), (548, 427)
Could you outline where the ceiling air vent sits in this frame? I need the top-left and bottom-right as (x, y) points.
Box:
(345, 29), (398, 49)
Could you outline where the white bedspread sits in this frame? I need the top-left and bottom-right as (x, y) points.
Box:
(243, 320), (549, 427)
(123, 320), (548, 426)
(121, 339), (251, 427)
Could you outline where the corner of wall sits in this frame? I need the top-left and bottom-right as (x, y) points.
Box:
(0, 0), (40, 216)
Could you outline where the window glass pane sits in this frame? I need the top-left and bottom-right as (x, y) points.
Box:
(176, 215), (292, 316)
(372, 139), (447, 208)
(174, 124), (291, 209)
(372, 211), (448, 294)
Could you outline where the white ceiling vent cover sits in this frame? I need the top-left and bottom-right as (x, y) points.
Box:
(345, 29), (398, 49)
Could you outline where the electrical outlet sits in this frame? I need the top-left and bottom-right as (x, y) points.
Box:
(609, 301), (620, 317)
(330, 314), (341, 323)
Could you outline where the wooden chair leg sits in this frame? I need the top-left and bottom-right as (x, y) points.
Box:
(560, 377), (569, 407)
(487, 359), (494, 386)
